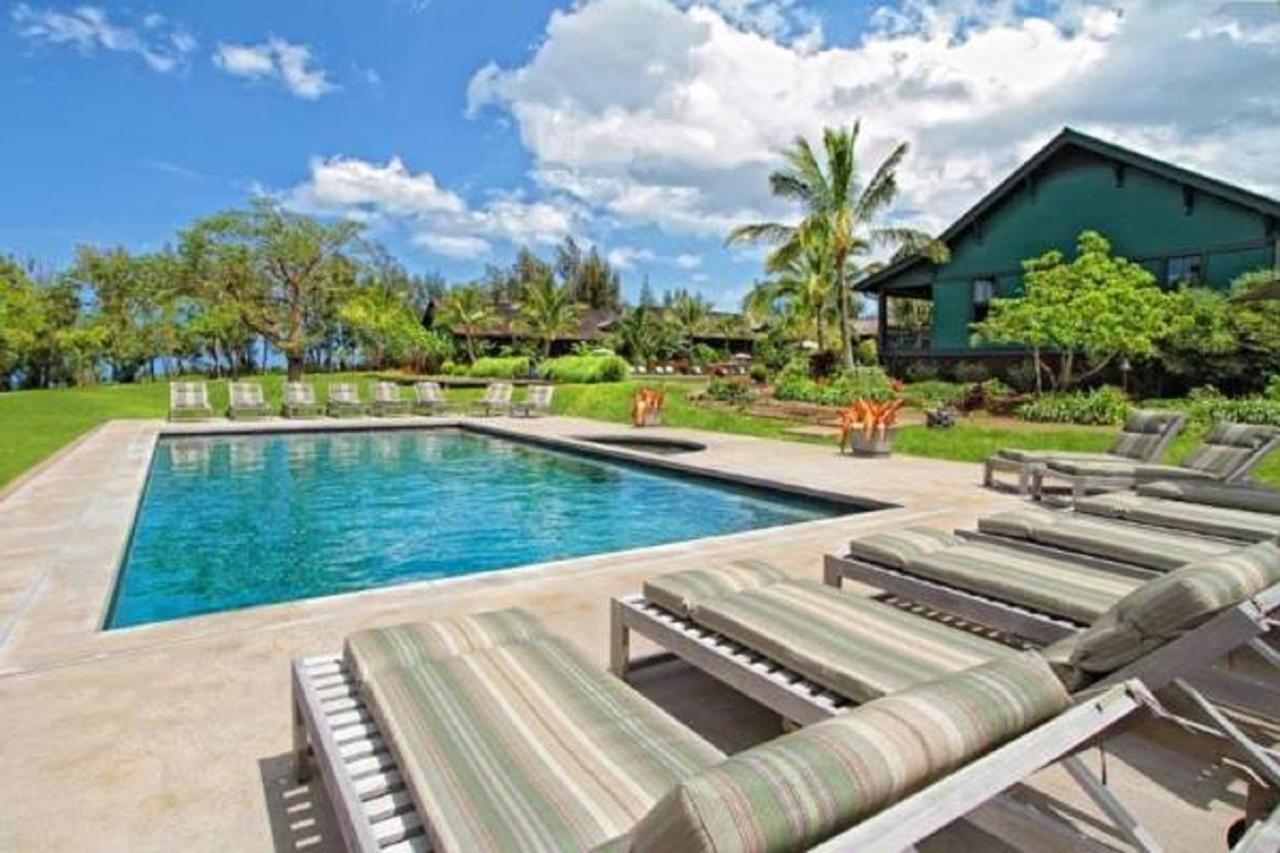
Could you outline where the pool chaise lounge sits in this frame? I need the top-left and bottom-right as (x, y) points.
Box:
(984, 410), (1184, 496)
(1032, 423), (1279, 501)
(411, 381), (447, 415)
(512, 384), (554, 417)
(329, 382), (369, 417)
(1074, 480), (1280, 543)
(168, 380), (214, 421)
(283, 382), (323, 418)
(228, 381), (272, 420)
(294, 610), (1157, 853)
(472, 382), (513, 416)
(371, 382), (412, 417)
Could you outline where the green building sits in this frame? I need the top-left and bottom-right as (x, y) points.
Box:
(857, 128), (1280, 366)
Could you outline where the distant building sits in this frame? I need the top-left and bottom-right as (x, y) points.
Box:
(857, 128), (1280, 366)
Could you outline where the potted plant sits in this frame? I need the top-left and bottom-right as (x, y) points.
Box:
(839, 398), (905, 456)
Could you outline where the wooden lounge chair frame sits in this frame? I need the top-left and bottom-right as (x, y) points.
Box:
(328, 384), (368, 418)
(370, 382), (412, 418)
(283, 382), (323, 418)
(471, 382), (512, 417)
(294, 646), (1158, 853)
(227, 381), (272, 420)
(411, 382), (447, 416)
(1032, 432), (1280, 502)
(984, 413), (1185, 497)
(168, 381), (214, 421)
(512, 384), (554, 418)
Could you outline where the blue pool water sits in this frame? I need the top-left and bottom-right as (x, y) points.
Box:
(108, 429), (849, 628)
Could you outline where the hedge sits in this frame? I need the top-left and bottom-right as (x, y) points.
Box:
(537, 354), (630, 383)
(467, 356), (531, 379)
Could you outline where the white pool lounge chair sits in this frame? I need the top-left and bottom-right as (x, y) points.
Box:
(227, 381), (271, 420)
(328, 383), (367, 418)
(985, 410), (1185, 496)
(294, 610), (1160, 853)
(168, 381), (213, 421)
(511, 384), (553, 417)
(371, 382), (412, 417)
(283, 382), (323, 418)
(410, 382), (447, 415)
(470, 382), (512, 416)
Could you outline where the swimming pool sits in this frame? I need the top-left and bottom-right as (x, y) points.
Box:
(107, 428), (853, 628)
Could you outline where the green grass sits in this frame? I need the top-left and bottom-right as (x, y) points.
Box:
(2, 376), (1277, 489)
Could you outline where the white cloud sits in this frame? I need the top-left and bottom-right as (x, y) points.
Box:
(675, 253), (702, 269)
(12, 4), (197, 72)
(607, 246), (656, 269)
(213, 37), (335, 99)
(281, 156), (581, 260)
(466, 0), (1280, 245)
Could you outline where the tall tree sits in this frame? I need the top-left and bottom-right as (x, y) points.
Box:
(179, 199), (364, 380)
(744, 230), (835, 349)
(667, 291), (712, 355)
(728, 123), (946, 369)
(518, 273), (583, 358)
(438, 286), (495, 363)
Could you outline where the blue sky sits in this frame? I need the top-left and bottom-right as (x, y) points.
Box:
(3, 0), (1278, 307)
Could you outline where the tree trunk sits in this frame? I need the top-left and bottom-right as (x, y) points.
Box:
(287, 352), (304, 381)
(1032, 346), (1042, 394)
(836, 252), (854, 371)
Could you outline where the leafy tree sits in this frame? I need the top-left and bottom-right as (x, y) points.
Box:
(68, 247), (176, 382)
(667, 292), (712, 355)
(518, 273), (583, 358)
(1157, 285), (1239, 386)
(728, 123), (946, 370)
(975, 231), (1170, 390)
(744, 230), (834, 349)
(179, 199), (364, 381)
(568, 245), (621, 310)
(609, 305), (659, 364)
(340, 286), (453, 372)
(438, 286), (495, 363)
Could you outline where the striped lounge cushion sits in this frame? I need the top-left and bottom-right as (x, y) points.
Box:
(643, 560), (788, 617)
(1076, 493), (1280, 543)
(1108, 410), (1180, 460)
(691, 580), (1014, 703)
(846, 527), (960, 570)
(627, 652), (1069, 853)
(1050, 540), (1280, 680)
(906, 543), (1142, 624)
(344, 608), (546, 682)
(996, 448), (1119, 464)
(1179, 424), (1277, 478)
(1139, 480), (1280, 516)
(978, 507), (1232, 571)
(364, 635), (723, 853)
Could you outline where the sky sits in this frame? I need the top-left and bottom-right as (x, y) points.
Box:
(2, 0), (1279, 308)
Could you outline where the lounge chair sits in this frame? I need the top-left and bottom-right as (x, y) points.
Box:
(1074, 479), (1280, 543)
(294, 608), (1158, 853)
(370, 382), (411, 417)
(1033, 422), (1279, 500)
(227, 381), (271, 420)
(327, 383), (367, 418)
(168, 381), (213, 421)
(512, 384), (553, 417)
(411, 381), (447, 415)
(283, 382), (322, 418)
(984, 410), (1184, 496)
(471, 382), (512, 416)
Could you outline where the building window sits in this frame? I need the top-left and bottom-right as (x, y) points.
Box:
(972, 277), (996, 324)
(1166, 254), (1203, 287)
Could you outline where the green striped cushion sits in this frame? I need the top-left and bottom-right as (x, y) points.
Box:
(1181, 424), (1277, 477)
(643, 560), (788, 616)
(907, 543), (1141, 624)
(1077, 493), (1280, 543)
(1043, 458), (1142, 477)
(847, 527), (960, 570)
(1108, 410), (1179, 460)
(1053, 540), (1280, 677)
(978, 508), (1232, 571)
(628, 652), (1069, 853)
(996, 448), (1118, 464)
(344, 608), (546, 682)
(1139, 480), (1280, 515)
(365, 636), (723, 853)
(692, 580), (1013, 703)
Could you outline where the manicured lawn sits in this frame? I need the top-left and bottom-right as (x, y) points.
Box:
(1, 376), (1277, 489)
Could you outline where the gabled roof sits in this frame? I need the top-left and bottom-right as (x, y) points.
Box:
(857, 127), (1280, 292)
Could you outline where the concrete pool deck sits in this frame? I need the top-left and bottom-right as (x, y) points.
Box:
(0, 414), (1269, 851)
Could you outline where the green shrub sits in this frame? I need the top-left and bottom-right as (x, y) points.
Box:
(1017, 386), (1130, 425)
(953, 362), (989, 383)
(1267, 375), (1280, 401)
(468, 356), (531, 379)
(902, 360), (940, 382)
(1187, 396), (1280, 428)
(1005, 360), (1039, 393)
(538, 354), (629, 383)
(705, 377), (753, 404)
(856, 338), (879, 365)
(440, 360), (464, 376)
(903, 380), (967, 408)
(749, 364), (769, 384)
(774, 366), (894, 406)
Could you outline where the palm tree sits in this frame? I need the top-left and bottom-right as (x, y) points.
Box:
(728, 123), (947, 370)
(744, 230), (835, 349)
(517, 274), (582, 359)
(611, 305), (658, 365)
(438, 286), (494, 363)
(667, 292), (712, 355)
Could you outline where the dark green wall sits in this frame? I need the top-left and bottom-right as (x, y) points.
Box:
(919, 149), (1275, 351)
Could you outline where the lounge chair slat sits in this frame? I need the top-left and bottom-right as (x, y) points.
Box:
(371, 810), (424, 846)
(323, 696), (360, 713)
(362, 789), (415, 823)
(326, 707), (373, 728)
(339, 734), (386, 761)
(333, 720), (379, 744)
(353, 769), (405, 800)
(318, 683), (359, 701)
(380, 835), (431, 853)
(345, 750), (397, 778)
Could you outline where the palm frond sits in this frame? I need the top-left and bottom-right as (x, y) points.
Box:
(854, 141), (909, 221)
(725, 221), (796, 247)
